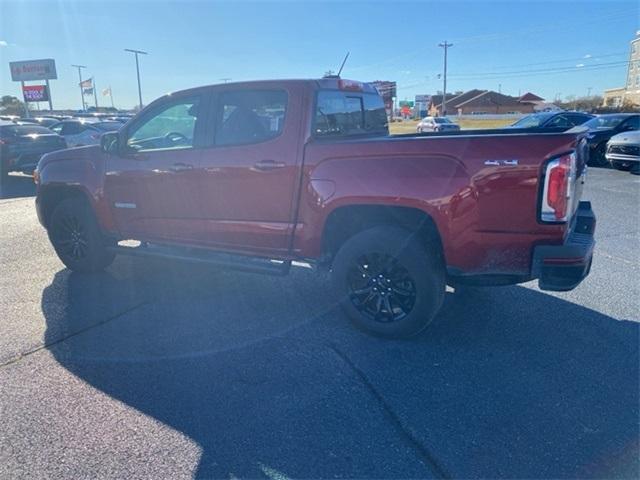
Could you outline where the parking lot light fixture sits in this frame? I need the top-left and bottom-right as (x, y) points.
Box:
(125, 48), (148, 110)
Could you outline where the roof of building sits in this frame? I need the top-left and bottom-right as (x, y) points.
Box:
(455, 90), (524, 107)
(428, 93), (458, 106)
(519, 92), (545, 102)
(448, 89), (488, 107)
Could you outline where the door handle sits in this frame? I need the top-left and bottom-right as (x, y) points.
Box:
(253, 160), (286, 171)
(169, 162), (194, 172)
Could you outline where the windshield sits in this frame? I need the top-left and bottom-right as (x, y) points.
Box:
(2, 125), (53, 135)
(94, 122), (122, 132)
(511, 113), (554, 128)
(584, 115), (628, 129)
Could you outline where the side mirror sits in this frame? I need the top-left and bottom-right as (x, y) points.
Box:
(100, 131), (119, 154)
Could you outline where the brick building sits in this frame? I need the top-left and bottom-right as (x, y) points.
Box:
(428, 89), (540, 116)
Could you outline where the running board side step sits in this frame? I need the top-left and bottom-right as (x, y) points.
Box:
(107, 242), (291, 276)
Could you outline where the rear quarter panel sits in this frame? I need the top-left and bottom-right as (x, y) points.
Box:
(297, 132), (582, 274)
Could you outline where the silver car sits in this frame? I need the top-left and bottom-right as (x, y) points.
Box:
(49, 119), (122, 148)
(417, 116), (460, 133)
(606, 130), (640, 172)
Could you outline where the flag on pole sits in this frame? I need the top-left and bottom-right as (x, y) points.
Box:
(81, 78), (94, 96)
(102, 86), (112, 96)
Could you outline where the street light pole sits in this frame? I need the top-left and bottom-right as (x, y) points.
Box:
(71, 64), (87, 112)
(125, 48), (148, 110)
(438, 41), (453, 116)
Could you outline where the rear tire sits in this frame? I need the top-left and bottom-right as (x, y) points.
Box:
(332, 226), (445, 338)
(48, 198), (115, 273)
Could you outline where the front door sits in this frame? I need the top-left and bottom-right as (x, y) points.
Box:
(196, 86), (305, 254)
(104, 94), (207, 244)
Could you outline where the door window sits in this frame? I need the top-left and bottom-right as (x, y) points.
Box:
(547, 115), (571, 128)
(127, 97), (201, 152)
(567, 114), (590, 126)
(621, 116), (639, 130)
(61, 122), (83, 135)
(215, 90), (287, 146)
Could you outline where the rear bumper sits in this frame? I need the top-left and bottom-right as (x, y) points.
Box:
(531, 201), (596, 291)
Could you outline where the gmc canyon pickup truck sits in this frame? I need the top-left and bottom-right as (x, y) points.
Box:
(35, 78), (596, 337)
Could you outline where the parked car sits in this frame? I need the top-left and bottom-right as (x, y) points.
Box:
(417, 116), (460, 132)
(35, 78), (595, 338)
(0, 121), (67, 181)
(606, 130), (640, 172)
(19, 117), (60, 128)
(49, 119), (122, 147)
(583, 114), (640, 166)
(509, 111), (594, 129)
(106, 116), (133, 124)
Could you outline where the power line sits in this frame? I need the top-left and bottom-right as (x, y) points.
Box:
(448, 60), (629, 79)
(395, 62), (629, 90)
(474, 51), (628, 71)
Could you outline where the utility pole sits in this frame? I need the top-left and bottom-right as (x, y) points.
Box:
(93, 78), (99, 109)
(71, 64), (87, 111)
(125, 48), (147, 110)
(438, 41), (453, 116)
(587, 87), (592, 97)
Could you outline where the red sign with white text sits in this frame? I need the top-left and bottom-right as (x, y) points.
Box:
(22, 85), (49, 103)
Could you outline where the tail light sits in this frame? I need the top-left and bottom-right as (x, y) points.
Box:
(540, 152), (576, 222)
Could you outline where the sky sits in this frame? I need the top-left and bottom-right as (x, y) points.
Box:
(0, 0), (638, 110)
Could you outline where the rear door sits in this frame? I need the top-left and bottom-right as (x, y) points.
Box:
(104, 92), (209, 243)
(196, 85), (305, 254)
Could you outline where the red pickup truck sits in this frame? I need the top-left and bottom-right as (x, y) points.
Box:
(35, 78), (595, 337)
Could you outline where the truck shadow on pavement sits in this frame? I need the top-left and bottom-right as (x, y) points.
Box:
(41, 259), (639, 479)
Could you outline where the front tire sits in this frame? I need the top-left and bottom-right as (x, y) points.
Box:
(48, 198), (115, 273)
(611, 160), (632, 171)
(332, 226), (445, 338)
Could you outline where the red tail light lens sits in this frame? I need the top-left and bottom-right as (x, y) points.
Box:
(541, 152), (576, 222)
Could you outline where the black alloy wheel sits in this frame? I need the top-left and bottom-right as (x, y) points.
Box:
(347, 252), (417, 323)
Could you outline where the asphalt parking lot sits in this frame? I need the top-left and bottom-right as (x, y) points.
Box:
(0, 168), (638, 479)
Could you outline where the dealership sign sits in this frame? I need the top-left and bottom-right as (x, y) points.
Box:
(22, 85), (49, 103)
(9, 59), (57, 82)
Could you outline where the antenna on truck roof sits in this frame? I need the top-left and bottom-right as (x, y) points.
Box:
(337, 52), (350, 77)
(323, 52), (350, 79)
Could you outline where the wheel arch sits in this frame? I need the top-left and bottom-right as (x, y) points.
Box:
(37, 185), (93, 230)
(321, 204), (446, 267)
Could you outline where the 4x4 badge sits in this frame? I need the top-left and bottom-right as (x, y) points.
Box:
(484, 159), (519, 166)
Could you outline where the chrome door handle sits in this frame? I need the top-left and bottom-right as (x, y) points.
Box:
(254, 160), (285, 171)
(170, 163), (194, 172)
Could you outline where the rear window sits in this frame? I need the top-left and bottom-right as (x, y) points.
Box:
(314, 90), (388, 137)
(2, 125), (53, 136)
